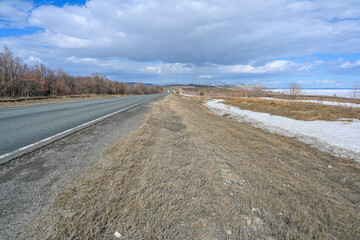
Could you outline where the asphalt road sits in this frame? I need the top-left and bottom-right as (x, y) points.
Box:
(0, 96), (165, 239)
(0, 94), (166, 163)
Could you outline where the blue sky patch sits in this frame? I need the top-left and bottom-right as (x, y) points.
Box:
(0, 27), (43, 37)
(34, 0), (87, 7)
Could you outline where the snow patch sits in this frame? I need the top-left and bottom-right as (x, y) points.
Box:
(178, 88), (196, 97)
(204, 99), (360, 162)
(296, 100), (360, 108)
(267, 89), (352, 98)
(259, 97), (360, 108)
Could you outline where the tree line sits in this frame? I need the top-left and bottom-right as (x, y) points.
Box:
(0, 46), (163, 98)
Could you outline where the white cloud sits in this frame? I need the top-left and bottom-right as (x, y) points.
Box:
(218, 60), (315, 74)
(198, 75), (213, 79)
(339, 60), (360, 69)
(2, 0), (359, 65)
(140, 63), (192, 75)
(0, 0), (34, 28)
(142, 66), (162, 74)
(67, 56), (97, 63)
(28, 56), (41, 62)
(24, 56), (41, 65)
(322, 79), (336, 84)
(328, 58), (360, 74)
(314, 79), (339, 87)
(1, 0), (359, 87)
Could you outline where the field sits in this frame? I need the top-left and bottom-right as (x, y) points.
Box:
(180, 87), (360, 121)
(180, 87), (360, 104)
(223, 98), (360, 121)
(35, 94), (360, 239)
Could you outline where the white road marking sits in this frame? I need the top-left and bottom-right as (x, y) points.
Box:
(0, 99), (151, 162)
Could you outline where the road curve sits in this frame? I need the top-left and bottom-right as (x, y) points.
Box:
(0, 93), (166, 164)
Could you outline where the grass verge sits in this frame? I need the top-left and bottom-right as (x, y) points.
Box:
(43, 94), (359, 239)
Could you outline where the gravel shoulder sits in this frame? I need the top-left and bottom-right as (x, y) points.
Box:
(0, 99), (161, 239)
(47, 94), (360, 239)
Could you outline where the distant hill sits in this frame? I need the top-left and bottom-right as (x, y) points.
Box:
(124, 82), (156, 86)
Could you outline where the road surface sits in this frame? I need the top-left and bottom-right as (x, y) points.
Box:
(0, 95), (165, 239)
(0, 94), (166, 164)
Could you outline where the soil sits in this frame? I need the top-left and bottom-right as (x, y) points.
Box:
(46, 94), (360, 239)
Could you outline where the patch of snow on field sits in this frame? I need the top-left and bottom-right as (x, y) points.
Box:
(297, 100), (360, 108)
(205, 99), (360, 162)
(267, 89), (352, 98)
(260, 97), (360, 108)
(178, 88), (196, 97)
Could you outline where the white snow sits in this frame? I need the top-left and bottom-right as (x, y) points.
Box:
(267, 89), (352, 98)
(259, 97), (360, 108)
(296, 100), (360, 108)
(205, 99), (360, 162)
(178, 88), (196, 97)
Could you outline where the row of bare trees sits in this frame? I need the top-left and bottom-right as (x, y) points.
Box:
(0, 46), (162, 98)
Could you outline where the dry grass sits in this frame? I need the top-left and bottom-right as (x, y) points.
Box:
(0, 94), (128, 108)
(181, 87), (360, 104)
(46, 94), (360, 239)
(223, 98), (360, 121)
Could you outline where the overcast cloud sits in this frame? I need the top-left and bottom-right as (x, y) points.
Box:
(0, 0), (34, 28)
(0, 0), (359, 87)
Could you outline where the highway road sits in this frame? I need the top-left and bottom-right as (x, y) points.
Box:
(0, 95), (165, 239)
(0, 93), (166, 164)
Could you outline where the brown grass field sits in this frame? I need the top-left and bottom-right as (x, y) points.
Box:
(179, 87), (360, 121)
(180, 86), (360, 104)
(34, 94), (360, 239)
(223, 98), (360, 121)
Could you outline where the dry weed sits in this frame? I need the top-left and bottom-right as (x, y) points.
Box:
(181, 87), (360, 104)
(223, 98), (360, 121)
(49, 94), (360, 239)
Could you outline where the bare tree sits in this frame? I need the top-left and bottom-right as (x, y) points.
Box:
(349, 80), (360, 99)
(285, 81), (303, 99)
(0, 46), (21, 97)
(250, 80), (265, 97)
(0, 45), (163, 98)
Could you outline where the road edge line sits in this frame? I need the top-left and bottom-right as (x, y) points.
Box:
(0, 96), (161, 165)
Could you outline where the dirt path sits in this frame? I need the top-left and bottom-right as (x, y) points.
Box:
(48, 94), (359, 239)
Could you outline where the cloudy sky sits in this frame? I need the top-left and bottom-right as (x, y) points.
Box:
(0, 0), (360, 88)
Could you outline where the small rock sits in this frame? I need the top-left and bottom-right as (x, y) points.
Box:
(251, 208), (260, 212)
(114, 231), (122, 238)
(226, 229), (232, 235)
(328, 165), (332, 169)
(254, 217), (264, 225)
(246, 219), (252, 226)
